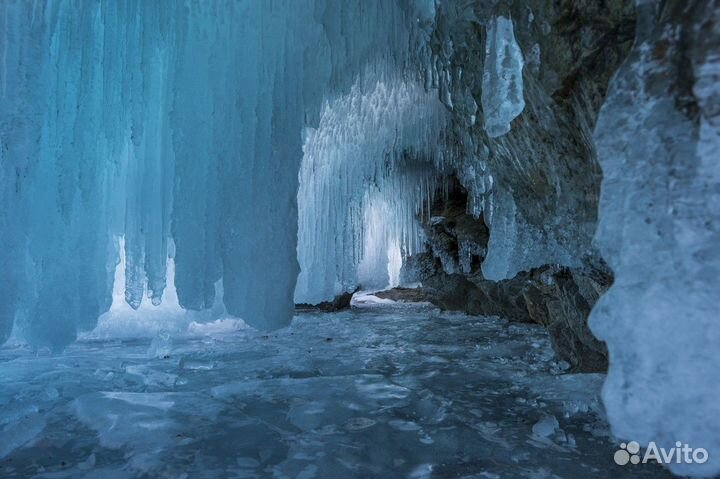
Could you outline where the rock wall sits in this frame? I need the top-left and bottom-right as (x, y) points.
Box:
(386, 1), (637, 372)
(392, 183), (612, 373)
(429, 0), (635, 279)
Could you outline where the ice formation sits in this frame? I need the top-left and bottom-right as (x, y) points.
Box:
(0, 0), (437, 348)
(295, 12), (531, 299)
(0, 0), (547, 345)
(481, 16), (525, 138)
(295, 77), (447, 304)
(589, 1), (720, 476)
(1, 0), (322, 345)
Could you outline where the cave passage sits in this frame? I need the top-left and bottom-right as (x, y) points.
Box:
(1, 1), (718, 478)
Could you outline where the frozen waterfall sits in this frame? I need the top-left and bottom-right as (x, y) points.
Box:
(0, 0), (436, 348)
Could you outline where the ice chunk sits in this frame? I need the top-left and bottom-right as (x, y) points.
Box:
(481, 16), (525, 138)
(147, 333), (173, 359)
(532, 415), (559, 438)
(0, 412), (45, 460)
(589, 2), (720, 477)
(481, 188), (584, 280)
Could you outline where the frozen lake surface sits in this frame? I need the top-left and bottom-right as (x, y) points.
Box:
(0, 306), (673, 478)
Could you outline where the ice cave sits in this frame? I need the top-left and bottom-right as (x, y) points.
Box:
(0, 0), (718, 478)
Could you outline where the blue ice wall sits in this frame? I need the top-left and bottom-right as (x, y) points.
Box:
(0, 0), (432, 349)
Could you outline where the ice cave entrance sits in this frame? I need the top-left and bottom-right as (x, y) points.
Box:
(294, 76), (447, 305)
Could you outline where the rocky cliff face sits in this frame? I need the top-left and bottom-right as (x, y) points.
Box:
(429, 0), (635, 280)
(383, 1), (636, 372)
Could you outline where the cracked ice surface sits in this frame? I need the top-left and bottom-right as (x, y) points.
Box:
(0, 310), (672, 478)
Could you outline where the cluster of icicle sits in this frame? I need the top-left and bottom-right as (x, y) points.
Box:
(0, 0), (435, 348)
(0, 0), (532, 346)
(295, 74), (448, 304)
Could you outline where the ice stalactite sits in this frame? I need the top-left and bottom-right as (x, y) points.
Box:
(589, 1), (720, 476)
(167, 1), (318, 330)
(481, 16), (525, 139)
(0, 1), (119, 348)
(294, 77), (447, 304)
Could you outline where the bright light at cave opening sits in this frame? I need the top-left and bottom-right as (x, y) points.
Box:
(357, 196), (404, 292)
(387, 239), (403, 289)
(110, 237), (182, 314)
(86, 237), (184, 338)
(85, 237), (238, 339)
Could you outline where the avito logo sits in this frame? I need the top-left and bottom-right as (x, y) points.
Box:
(614, 441), (709, 466)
